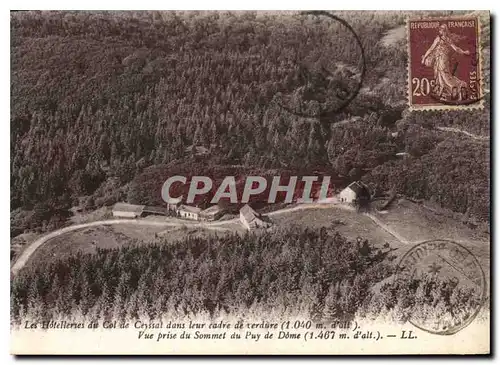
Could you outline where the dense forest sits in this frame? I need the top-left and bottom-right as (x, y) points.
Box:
(11, 226), (482, 325)
(11, 10), (490, 236)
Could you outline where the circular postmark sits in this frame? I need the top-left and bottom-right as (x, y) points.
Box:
(276, 11), (366, 119)
(395, 239), (486, 335)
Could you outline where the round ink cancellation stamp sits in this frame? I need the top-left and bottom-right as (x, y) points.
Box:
(395, 240), (487, 335)
(276, 11), (366, 119)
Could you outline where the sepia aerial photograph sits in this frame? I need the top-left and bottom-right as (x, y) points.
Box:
(10, 9), (490, 354)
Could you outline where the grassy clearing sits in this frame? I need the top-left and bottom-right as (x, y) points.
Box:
(372, 200), (489, 262)
(271, 206), (405, 250)
(24, 217), (246, 270)
(371, 199), (490, 291)
(25, 225), (139, 269)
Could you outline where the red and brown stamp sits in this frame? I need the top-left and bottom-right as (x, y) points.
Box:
(407, 17), (483, 110)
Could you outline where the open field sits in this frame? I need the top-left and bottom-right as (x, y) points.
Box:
(269, 205), (405, 250)
(370, 199), (490, 290)
(272, 202), (490, 285)
(373, 199), (489, 242)
(24, 225), (152, 269)
(21, 216), (246, 271)
(373, 199), (489, 254)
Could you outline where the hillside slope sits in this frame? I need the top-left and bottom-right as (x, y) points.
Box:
(11, 11), (490, 235)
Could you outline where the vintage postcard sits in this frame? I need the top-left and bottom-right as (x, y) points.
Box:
(10, 10), (490, 355)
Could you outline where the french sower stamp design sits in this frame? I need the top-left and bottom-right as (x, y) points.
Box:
(408, 17), (482, 110)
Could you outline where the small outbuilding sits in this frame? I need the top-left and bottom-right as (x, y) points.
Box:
(239, 204), (272, 231)
(339, 181), (371, 205)
(199, 205), (226, 221)
(112, 203), (145, 218)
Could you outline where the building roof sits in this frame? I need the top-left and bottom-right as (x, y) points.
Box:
(112, 202), (145, 214)
(143, 206), (170, 215)
(166, 197), (181, 205)
(184, 145), (209, 155)
(178, 204), (202, 214)
(200, 205), (224, 215)
(344, 181), (371, 198)
(240, 204), (259, 223)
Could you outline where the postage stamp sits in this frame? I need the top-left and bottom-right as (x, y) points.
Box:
(395, 240), (487, 335)
(407, 17), (483, 110)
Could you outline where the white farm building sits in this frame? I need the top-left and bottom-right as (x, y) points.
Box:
(178, 205), (202, 220)
(339, 181), (371, 205)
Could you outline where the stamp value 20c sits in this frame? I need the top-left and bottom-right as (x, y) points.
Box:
(407, 17), (483, 110)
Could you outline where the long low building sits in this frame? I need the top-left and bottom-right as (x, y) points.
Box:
(112, 203), (145, 218)
(112, 202), (225, 222)
(143, 206), (170, 216)
(112, 202), (175, 218)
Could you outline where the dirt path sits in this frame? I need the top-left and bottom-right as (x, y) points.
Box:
(363, 212), (410, 245)
(436, 127), (489, 142)
(267, 201), (351, 217)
